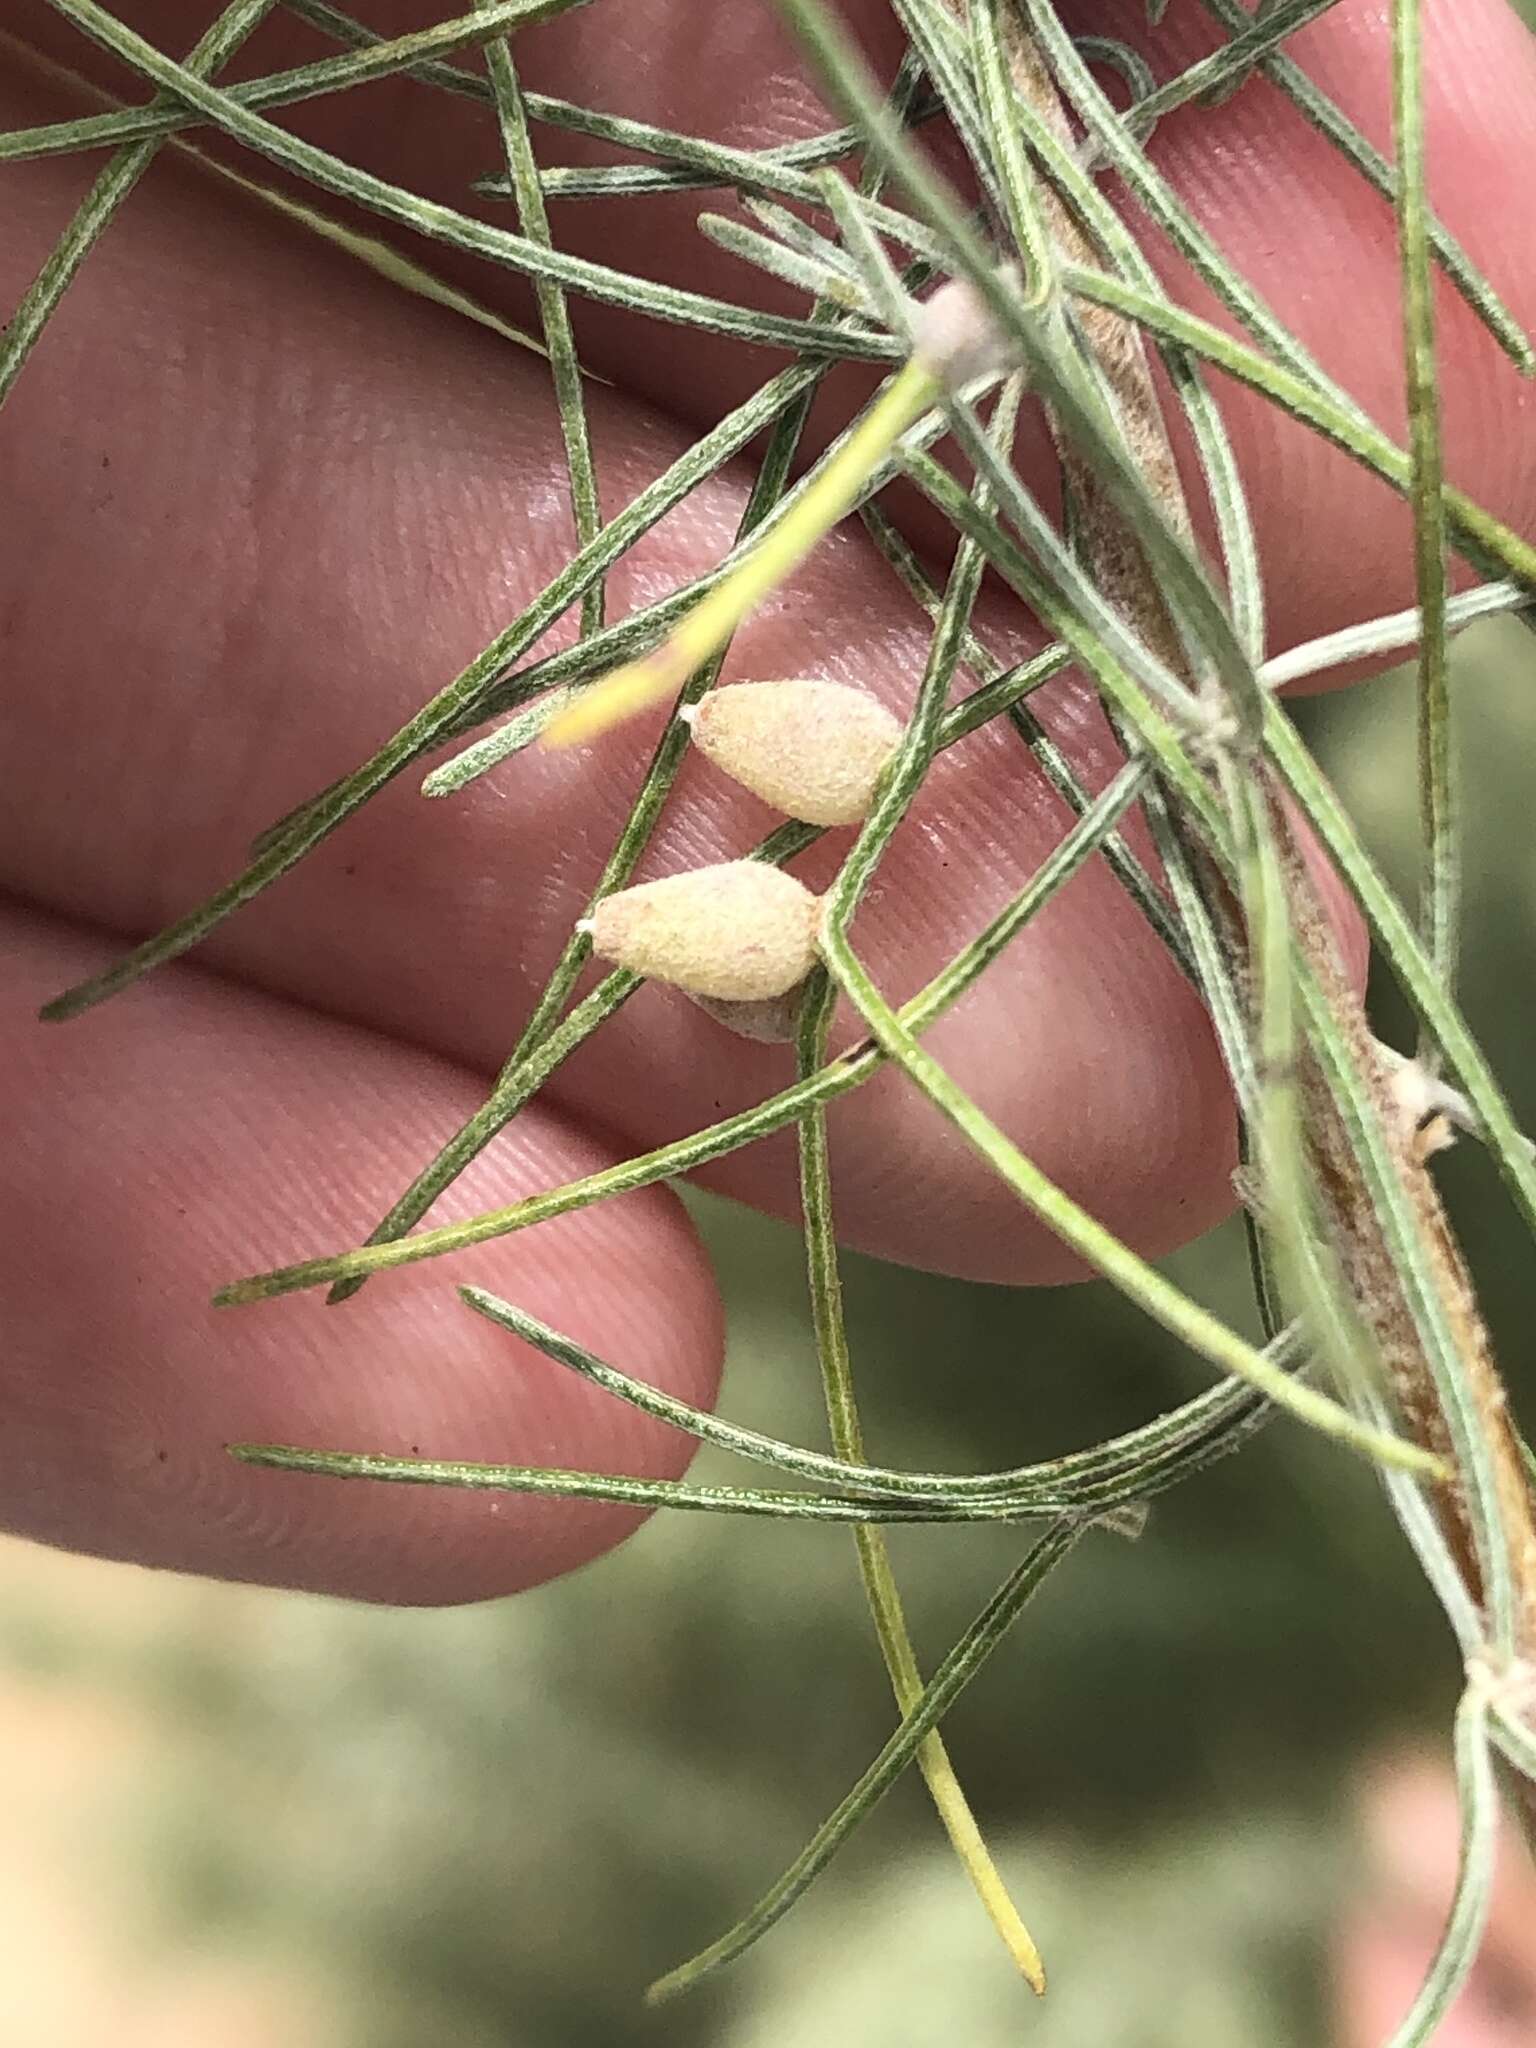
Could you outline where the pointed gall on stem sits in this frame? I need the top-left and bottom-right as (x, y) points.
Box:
(581, 862), (821, 1002)
(685, 679), (903, 826)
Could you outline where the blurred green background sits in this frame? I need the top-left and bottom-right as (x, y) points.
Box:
(2, 620), (1534, 2045)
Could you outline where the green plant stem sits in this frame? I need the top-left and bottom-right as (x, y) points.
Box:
(458, 1284), (1292, 1509)
(0, 0), (277, 408)
(1382, 1684), (1497, 2048)
(783, 0), (1262, 735)
(478, 18), (602, 634)
(853, 503), (1188, 972)
(38, 357), (822, 1021)
(644, 1520), (1084, 2003)
(1388, 0), (1457, 1027)
(1058, 264), (1536, 591)
(36, 0), (902, 361)
(302, 638), (1073, 1310)
(326, 78), (929, 1300)
(799, 1003), (1047, 1997)
(3, 0), (585, 161)
(814, 923), (1438, 1477)
(324, 375), (824, 1304)
(1260, 583), (1525, 690)
(797, 614), (1045, 1988)
(16, 0), (930, 211)
(1189, 0), (1534, 373)
(211, 762), (1159, 1302)
(226, 1442), (1079, 1524)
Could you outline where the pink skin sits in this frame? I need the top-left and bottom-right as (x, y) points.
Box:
(1336, 1755), (1536, 2047)
(0, 1), (1534, 1602)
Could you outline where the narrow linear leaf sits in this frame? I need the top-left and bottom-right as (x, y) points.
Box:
(645, 1521), (1084, 2004)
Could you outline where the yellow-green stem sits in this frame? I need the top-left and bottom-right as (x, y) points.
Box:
(543, 358), (939, 745)
(797, 979), (1044, 1991)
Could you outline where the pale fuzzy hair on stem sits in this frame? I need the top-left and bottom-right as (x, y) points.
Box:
(689, 678), (904, 826)
(581, 861), (822, 1003)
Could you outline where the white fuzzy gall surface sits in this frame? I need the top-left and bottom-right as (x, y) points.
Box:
(584, 862), (822, 1002)
(691, 679), (903, 826)
(1375, 1040), (1476, 1143)
(912, 270), (1023, 391)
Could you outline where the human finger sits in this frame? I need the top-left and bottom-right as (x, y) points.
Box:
(0, 39), (1373, 1285)
(0, 906), (724, 1601)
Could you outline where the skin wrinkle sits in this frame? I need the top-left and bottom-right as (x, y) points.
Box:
(196, 285), (266, 861)
(16, 4), (1536, 622)
(1148, 3), (1536, 605)
(2, 908), (724, 1601)
(0, 3), (1533, 1592)
(0, 101), (1359, 1273)
(1424, 9), (1536, 474)
(1038, 3), (1536, 662)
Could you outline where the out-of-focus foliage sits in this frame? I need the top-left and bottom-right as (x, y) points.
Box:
(0, 625), (1531, 2043)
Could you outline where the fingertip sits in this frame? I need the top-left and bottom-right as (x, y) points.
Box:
(1, 908), (725, 1605)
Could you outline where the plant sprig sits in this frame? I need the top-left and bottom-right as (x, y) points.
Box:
(11, 0), (1536, 2026)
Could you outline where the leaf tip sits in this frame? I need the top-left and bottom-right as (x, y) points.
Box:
(211, 1281), (251, 1309)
